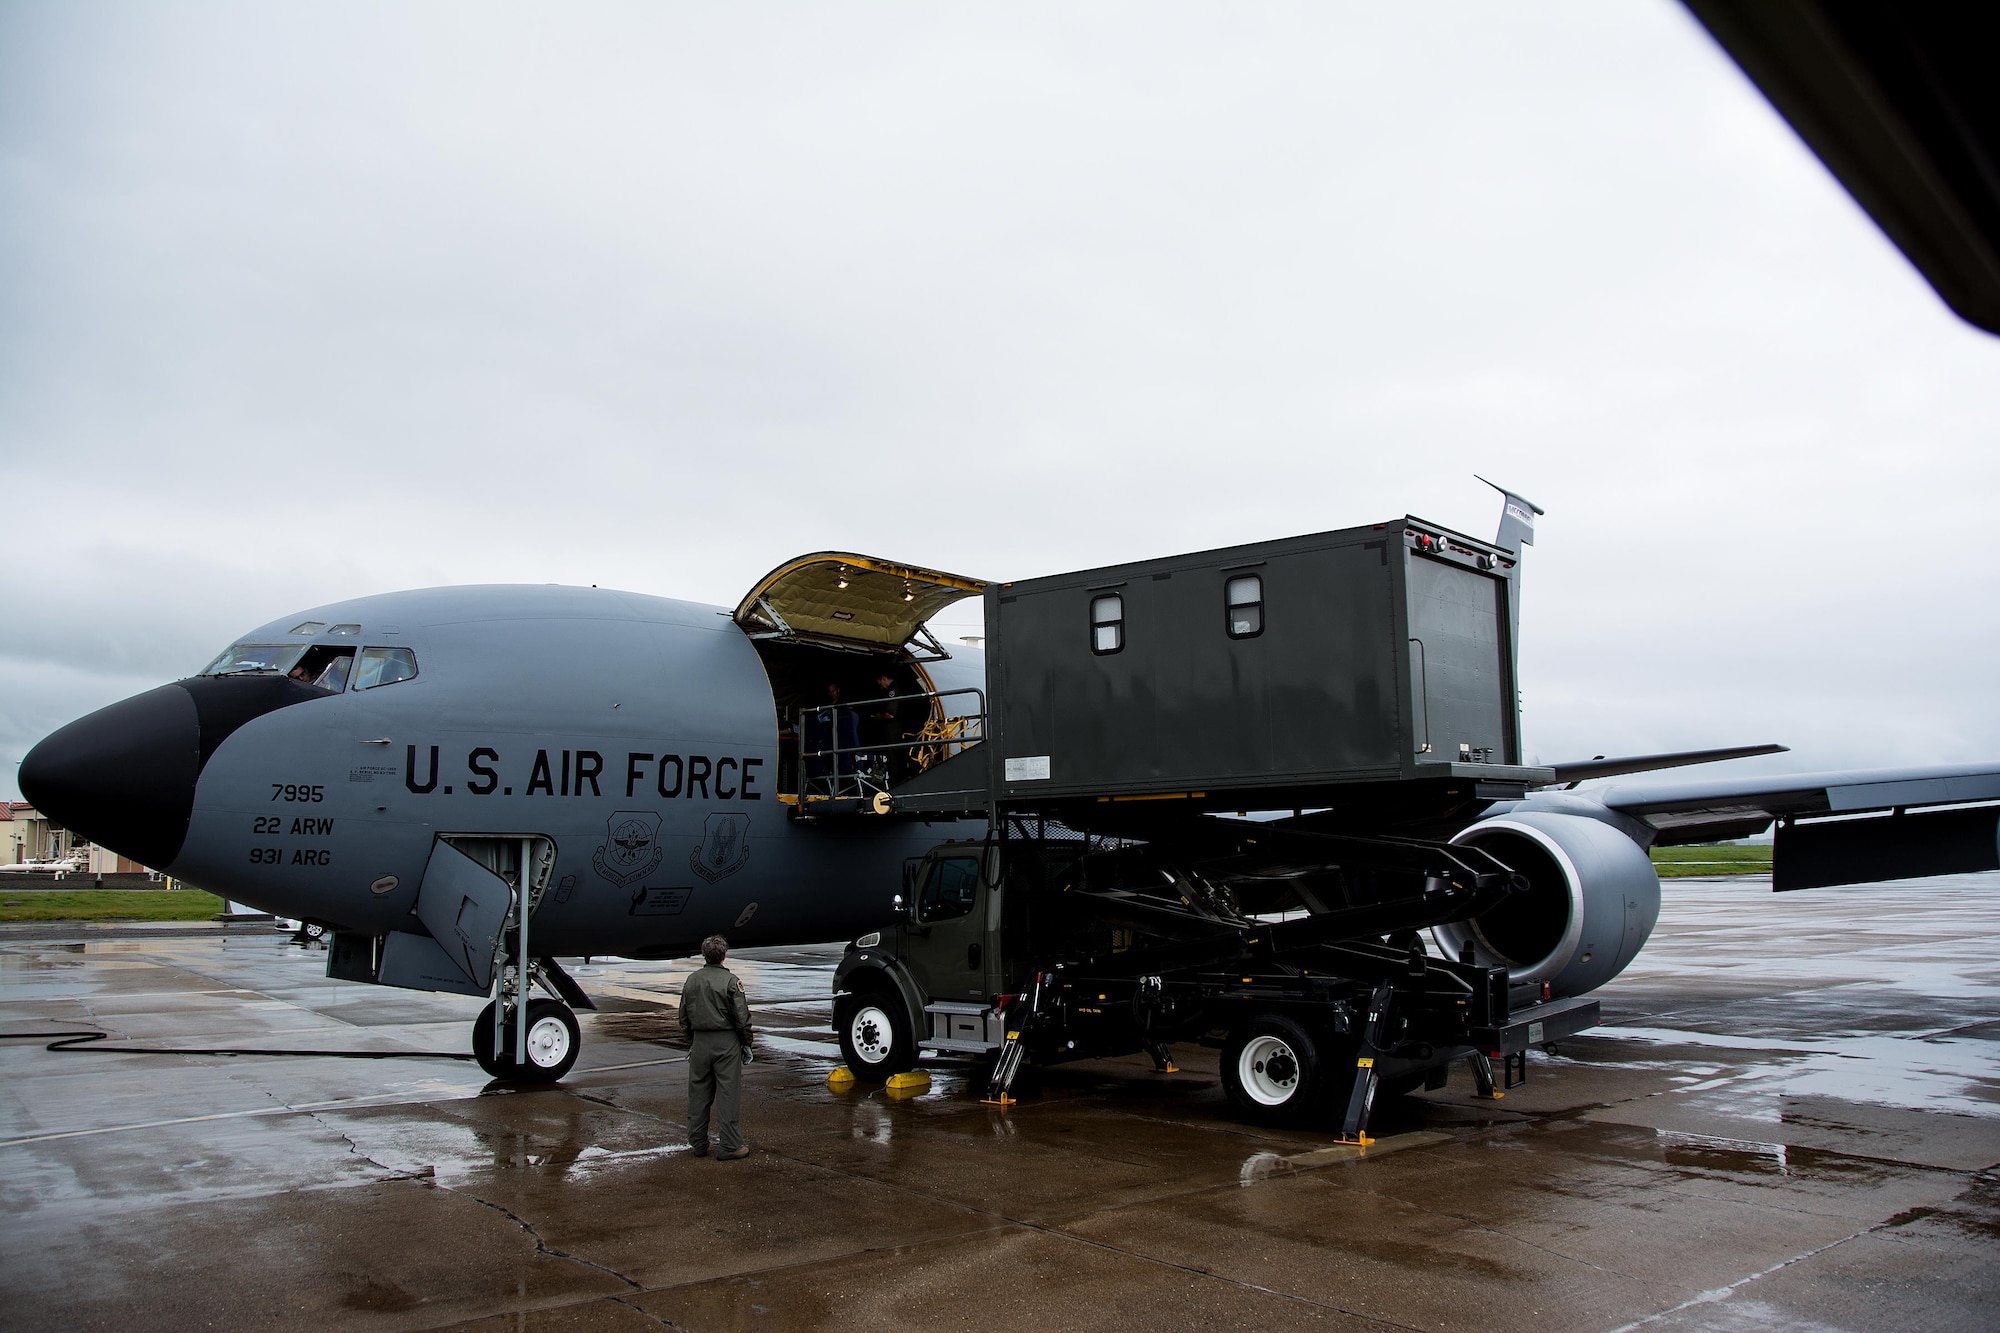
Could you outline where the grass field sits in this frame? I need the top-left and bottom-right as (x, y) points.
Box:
(0, 850), (1767, 919)
(1649, 844), (1772, 878)
(0, 890), (228, 922)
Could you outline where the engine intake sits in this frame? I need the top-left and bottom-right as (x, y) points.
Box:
(1437, 812), (1661, 998)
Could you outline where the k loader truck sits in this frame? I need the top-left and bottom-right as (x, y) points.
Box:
(792, 511), (1603, 1137)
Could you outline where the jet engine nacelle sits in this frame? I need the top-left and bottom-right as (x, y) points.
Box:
(1437, 812), (1662, 999)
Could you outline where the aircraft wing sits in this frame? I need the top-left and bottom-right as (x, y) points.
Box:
(1588, 761), (2000, 891)
(1543, 743), (1788, 786)
(1682, 2), (2000, 335)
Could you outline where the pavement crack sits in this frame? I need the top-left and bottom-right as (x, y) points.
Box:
(1602, 1224), (1874, 1332)
(290, 1106), (434, 1181)
(456, 1189), (644, 1291)
(604, 1294), (684, 1327)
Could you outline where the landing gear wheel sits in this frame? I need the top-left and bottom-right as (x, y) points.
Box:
(472, 998), (581, 1083)
(1220, 1014), (1342, 1126)
(834, 989), (916, 1079)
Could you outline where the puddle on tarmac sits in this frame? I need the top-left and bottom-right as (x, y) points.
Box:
(1594, 1024), (2000, 1118)
(336, 1112), (697, 1185)
(1239, 1150), (1287, 1185)
(1649, 1129), (1890, 1183)
(588, 1011), (681, 1045)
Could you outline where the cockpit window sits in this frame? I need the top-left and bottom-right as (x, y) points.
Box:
(201, 643), (306, 677)
(353, 646), (418, 690)
(328, 623), (362, 637)
(288, 620), (326, 635)
(290, 646), (356, 692)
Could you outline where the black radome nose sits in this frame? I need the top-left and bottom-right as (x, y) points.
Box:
(18, 684), (201, 872)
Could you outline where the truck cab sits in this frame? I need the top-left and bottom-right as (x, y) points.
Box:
(831, 840), (1012, 1076)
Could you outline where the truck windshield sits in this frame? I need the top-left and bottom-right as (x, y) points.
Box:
(200, 643), (307, 677)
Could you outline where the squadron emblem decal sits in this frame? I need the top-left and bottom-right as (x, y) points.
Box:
(592, 810), (664, 887)
(690, 812), (752, 884)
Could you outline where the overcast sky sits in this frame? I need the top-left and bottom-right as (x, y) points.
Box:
(4, 2), (1997, 802)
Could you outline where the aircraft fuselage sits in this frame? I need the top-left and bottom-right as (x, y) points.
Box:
(25, 584), (969, 956)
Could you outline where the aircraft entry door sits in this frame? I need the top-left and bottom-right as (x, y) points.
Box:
(413, 839), (513, 989)
(376, 836), (551, 997)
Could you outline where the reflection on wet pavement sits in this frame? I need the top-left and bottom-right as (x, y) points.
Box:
(0, 873), (1995, 1330)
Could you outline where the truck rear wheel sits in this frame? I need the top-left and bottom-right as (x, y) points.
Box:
(835, 988), (917, 1079)
(1220, 1014), (1339, 1125)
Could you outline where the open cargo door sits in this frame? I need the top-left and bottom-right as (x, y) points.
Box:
(734, 552), (985, 656)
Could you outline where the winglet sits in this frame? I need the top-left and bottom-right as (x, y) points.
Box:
(1543, 743), (1790, 788)
(1476, 477), (1544, 553)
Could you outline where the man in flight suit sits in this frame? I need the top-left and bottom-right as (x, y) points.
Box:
(680, 934), (755, 1160)
(860, 671), (905, 783)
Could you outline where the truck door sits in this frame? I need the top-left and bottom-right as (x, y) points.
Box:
(903, 852), (988, 1001)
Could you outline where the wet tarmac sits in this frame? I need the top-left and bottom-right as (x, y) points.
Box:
(2, 874), (1995, 1332)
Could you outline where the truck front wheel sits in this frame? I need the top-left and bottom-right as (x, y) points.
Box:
(835, 988), (917, 1078)
(1220, 1014), (1341, 1125)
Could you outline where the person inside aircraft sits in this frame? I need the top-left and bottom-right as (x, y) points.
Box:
(861, 669), (923, 784)
(860, 671), (898, 777)
(285, 645), (358, 693)
(800, 684), (832, 788)
(775, 703), (799, 795)
(801, 692), (830, 786)
(313, 653), (353, 692)
(803, 682), (861, 792)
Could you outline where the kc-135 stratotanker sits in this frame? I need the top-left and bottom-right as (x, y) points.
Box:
(21, 485), (2000, 1133)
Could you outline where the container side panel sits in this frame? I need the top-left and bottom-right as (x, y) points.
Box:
(995, 536), (1401, 795)
(1151, 571), (1268, 781)
(1406, 556), (1509, 761)
(997, 586), (1157, 789)
(1266, 541), (1401, 776)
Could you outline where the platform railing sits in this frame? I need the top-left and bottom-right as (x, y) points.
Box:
(793, 686), (987, 803)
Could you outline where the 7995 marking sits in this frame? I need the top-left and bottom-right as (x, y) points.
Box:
(271, 783), (325, 803)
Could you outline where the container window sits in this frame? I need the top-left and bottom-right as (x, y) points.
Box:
(1225, 574), (1263, 639)
(353, 646), (419, 690)
(1090, 594), (1124, 655)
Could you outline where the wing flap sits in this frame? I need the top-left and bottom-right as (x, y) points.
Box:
(1601, 761), (2000, 824)
(1827, 771), (2000, 812)
(1590, 760), (2000, 888)
(1775, 805), (2000, 891)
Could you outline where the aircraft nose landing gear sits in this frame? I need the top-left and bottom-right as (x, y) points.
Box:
(473, 997), (580, 1083)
